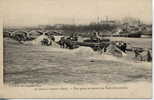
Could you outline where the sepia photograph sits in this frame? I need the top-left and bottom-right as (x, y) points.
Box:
(1, 0), (152, 98)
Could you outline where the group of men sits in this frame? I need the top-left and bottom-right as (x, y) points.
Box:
(58, 33), (79, 49)
(133, 47), (152, 62)
(115, 41), (127, 53)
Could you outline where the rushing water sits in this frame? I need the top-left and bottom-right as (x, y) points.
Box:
(4, 38), (152, 85)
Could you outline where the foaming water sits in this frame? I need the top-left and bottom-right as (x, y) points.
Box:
(31, 43), (152, 68)
(54, 36), (63, 42)
(33, 46), (97, 55)
(71, 46), (97, 57)
(5, 38), (152, 85)
(88, 53), (152, 68)
(21, 38), (153, 69)
(46, 46), (151, 68)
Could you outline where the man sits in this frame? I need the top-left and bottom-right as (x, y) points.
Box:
(59, 37), (66, 48)
(41, 38), (51, 46)
(70, 32), (78, 41)
(122, 42), (127, 53)
(133, 48), (141, 58)
(147, 50), (152, 62)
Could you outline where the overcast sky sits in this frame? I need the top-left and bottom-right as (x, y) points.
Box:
(1, 0), (152, 26)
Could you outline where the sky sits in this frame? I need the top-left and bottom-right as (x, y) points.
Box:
(1, 0), (152, 26)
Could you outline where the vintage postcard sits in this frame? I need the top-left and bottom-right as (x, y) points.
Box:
(0, 0), (152, 98)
